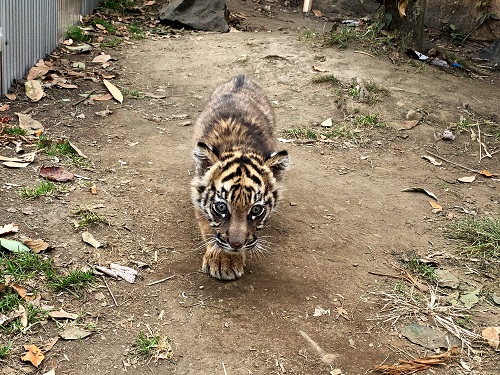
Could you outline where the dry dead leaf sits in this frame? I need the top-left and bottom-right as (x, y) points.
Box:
(26, 60), (50, 80)
(90, 184), (98, 195)
(68, 141), (88, 159)
(42, 369), (55, 375)
(92, 93), (114, 101)
(2, 161), (31, 168)
(480, 169), (497, 177)
(398, 0), (409, 18)
(25, 80), (45, 101)
(336, 306), (350, 320)
(482, 327), (500, 350)
(144, 0), (156, 5)
(49, 309), (79, 320)
(0, 223), (19, 235)
(399, 120), (419, 130)
(82, 231), (101, 248)
(16, 113), (44, 135)
(5, 93), (16, 100)
(39, 166), (75, 182)
(103, 79), (123, 104)
(312, 9), (323, 17)
(21, 344), (45, 367)
(19, 304), (28, 327)
(422, 155), (442, 166)
(40, 337), (59, 352)
(11, 284), (36, 301)
(429, 201), (443, 211)
(20, 235), (50, 253)
(110, 263), (137, 283)
(457, 175), (476, 183)
(0, 104), (10, 111)
(57, 82), (78, 89)
(60, 325), (91, 340)
(312, 65), (327, 72)
(92, 54), (111, 63)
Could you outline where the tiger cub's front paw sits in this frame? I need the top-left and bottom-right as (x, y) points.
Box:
(202, 247), (246, 280)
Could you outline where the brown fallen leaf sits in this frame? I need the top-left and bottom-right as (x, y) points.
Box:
(429, 201), (443, 211)
(90, 184), (98, 195)
(312, 65), (327, 72)
(16, 113), (44, 135)
(312, 9), (323, 17)
(21, 344), (45, 367)
(399, 120), (419, 130)
(11, 284), (36, 301)
(26, 60), (50, 80)
(2, 161), (31, 168)
(68, 141), (88, 159)
(336, 306), (350, 320)
(20, 235), (50, 253)
(92, 93), (114, 101)
(0, 104), (10, 111)
(0, 223), (19, 235)
(25, 80), (45, 101)
(482, 326), (500, 350)
(39, 166), (74, 182)
(59, 325), (91, 340)
(49, 309), (79, 320)
(5, 93), (16, 100)
(480, 169), (497, 177)
(82, 231), (101, 248)
(40, 337), (59, 352)
(57, 82), (78, 89)
(103, 79), (123, 104)
(92, 54), (111, 63)
(398, 0), (409, 18)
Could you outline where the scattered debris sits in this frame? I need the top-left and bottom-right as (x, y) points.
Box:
(421, 155), (442, 166)
(16, 113), (44, 135)
(401, 187), (438, 201)
(313, 306), (330, 317)
(48, 309), (79, 320)
(0, 223), (19, 235)
(373, 346), (460, 374)
(110, 263), (137, 283)
(39, 166), (75, 182)
(435, 269), (459, 289)
(60, 325), (91, 340)
(82, 231), (102, 248)
(321, 117), (333, 128)
(459, 288), (480, 309)
(481, 327), (500, 350)
(457, 175), (476, 183)
(401, 324), (461, 350)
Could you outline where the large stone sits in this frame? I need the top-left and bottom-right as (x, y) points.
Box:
(159, 0), (229, 33)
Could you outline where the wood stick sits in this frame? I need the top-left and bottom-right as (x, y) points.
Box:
(146, 275), (176, 286)
(424, 150), (480, 173)
(102, 276), (118, 306)
(95, 265), (118, 278)
(354, 50), (375, 58)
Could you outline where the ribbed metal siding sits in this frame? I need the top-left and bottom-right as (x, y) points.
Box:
(0, 0), (101, 96)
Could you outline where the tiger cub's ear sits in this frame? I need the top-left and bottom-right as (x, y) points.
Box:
(194, 142), (220, 174)
(265, 150), (289, 180)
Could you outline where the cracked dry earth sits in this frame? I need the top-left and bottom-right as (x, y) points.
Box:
(1, 3), (500, 375)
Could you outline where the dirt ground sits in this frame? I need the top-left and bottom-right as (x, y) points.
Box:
(1, 1), (499, 374)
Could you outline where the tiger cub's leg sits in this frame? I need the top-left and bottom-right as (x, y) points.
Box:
(195, 208), (246, 280)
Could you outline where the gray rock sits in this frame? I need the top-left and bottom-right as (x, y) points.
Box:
(401, 324), (461, 350)
(435, 269), (460, 289)
(159, 0), (229, 33)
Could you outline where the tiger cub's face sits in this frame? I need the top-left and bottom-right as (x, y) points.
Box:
(192, 142), (288, 252)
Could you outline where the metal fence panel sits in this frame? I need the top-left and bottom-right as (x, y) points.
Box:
(0, 0), (101, 96)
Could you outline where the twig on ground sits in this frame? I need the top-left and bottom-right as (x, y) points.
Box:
(102, 276), (118, 306)
(72, 89), (96, 106)
(425, 151), (480, 173)
(354, 50), (375, 58)
(95, 265), (119, 278)
(222, 363), (228, 375)
(146, 275), (177, 286)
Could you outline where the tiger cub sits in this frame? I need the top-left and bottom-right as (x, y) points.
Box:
(191, 75), (289, 280)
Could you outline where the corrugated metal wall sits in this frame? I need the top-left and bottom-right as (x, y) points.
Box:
(0, 0), (101, 96)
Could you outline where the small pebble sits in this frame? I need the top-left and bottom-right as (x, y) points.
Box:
(290, 202), (297, 206)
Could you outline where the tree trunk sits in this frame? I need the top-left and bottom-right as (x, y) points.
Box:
(385, 0), (428, 51)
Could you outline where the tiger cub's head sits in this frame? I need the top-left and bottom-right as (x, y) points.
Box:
(192, 142), (289, 252)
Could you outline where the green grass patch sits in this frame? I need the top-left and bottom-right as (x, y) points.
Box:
(354, 114), (385, 128)
(121, 88), (144, 99)
(448, 216), (500, 258)
(128, 22), (146, 40)
(19, 180), (56, 199)
(0, 342), (12, 359)
(0, 291), (23, 314)
(91, 18), (116, 33)
(326, 27), (359, 49)
(283, 127), (318, 140)
(100, 37), (124, 48)
(3, 126), (27, 136)
(73, 208), (108, 227)
(66, 26), (90, 42)
(311, 74), (340, 85)
(49, 270), (96, 293)
(134, 332), (173, 361)
(407, 256), (437, 283)
(0, 252), (55, 283)
(101, 0), (137, 11)
(36, 135), (91, 167)
(324, 124), (357, 139)
(300, 28), (318, 42)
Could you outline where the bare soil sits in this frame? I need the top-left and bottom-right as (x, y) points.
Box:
(1, 1), (499, 374)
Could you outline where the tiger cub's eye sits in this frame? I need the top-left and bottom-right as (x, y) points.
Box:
(213, 202), (228, 215)
(250, 205), (264, 217)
